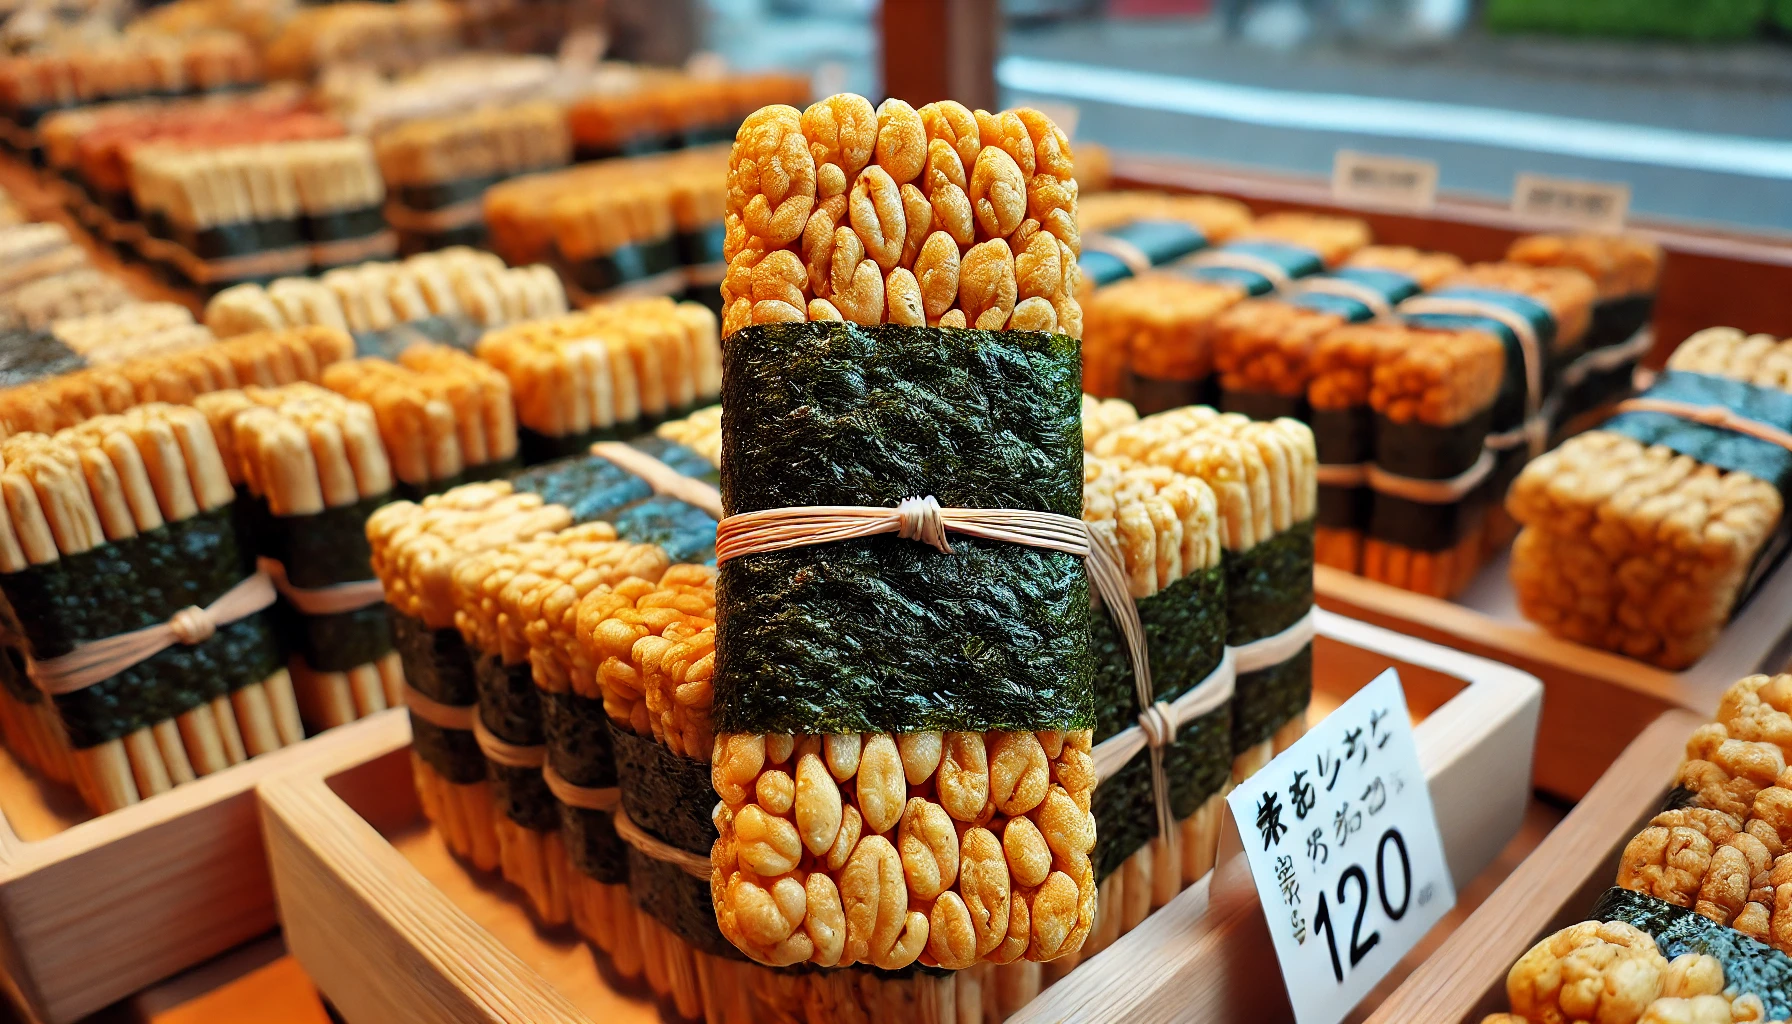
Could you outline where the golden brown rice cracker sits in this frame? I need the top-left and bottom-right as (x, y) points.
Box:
(1090, 408), (1317, 782)
(1080, 272), (1243, 406)
(1076, 191), (1252, 242)
(1356, 320), (1508, 599)
(451, 523), (668, 927)
(1081, 394), (1138, 453)
(1237, 211), (1371, 269)
(199, 383), (401, 729)
(0, 404), (301, 815)
(1507, 329), (1792, 669)
(319, 345), (517, 494)
(1307, 322), (1408, 575)
(367, 483), (575, 870)
(655, 405), (723, 471)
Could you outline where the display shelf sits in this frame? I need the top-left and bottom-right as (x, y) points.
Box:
(1365, 709), (1703, 1024)
(0, 710), (404, 1024)
(1008, 610), (1544, 1023)
(1317, 553), (1792, 802)
(1110, 153), (1792, 354)
(260, 609), (1540, 1024)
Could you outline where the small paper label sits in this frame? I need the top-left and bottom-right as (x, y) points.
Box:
(1512, 173), (1630, 231)
(1032, 101), (1081, 143)
(1331, 151), (1438, 212)
(1226, 669), (1455, 1024)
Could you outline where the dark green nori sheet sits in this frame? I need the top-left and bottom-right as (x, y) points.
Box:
(1368, 488), (1486, 553)
(1313, 407), (1375, 468)
(1090, 566), (1227, 743)
(0, 328), (83, 387)
(1223, 519), (1315, 646)
(396, 176), (502, 212)
(1232, 642), (1313, 755)
(411, 715), (486, 783)
(351, 315), (487, 360)
(509, 451), (651, 521)
(278, 601), (393, 673)
(1657, 785), (1702, 814)
(1317, 484), (1368, 531)
(0, 626), (35, 704)
(1373, 408), (1494, 482)
(1130, 373), (1218, 418)
(675, 223), (726, 266)
(1166, 703), (1233, 818)
(1079, 250), (1135, 288)
(304, 207), (385, 244)
(1091, 749), (1153, 881)
(561, 803), (629, 884)
(1, 506), (250, 657)
(1589, 887), (1792, 1019)
(1588, 295), (1653, 351)
(606, 496), (717, 566)
(715, 322), (1090, 736)
(1179, 241), (1325, 296)
(612, 726), (716, 854)
(54, 610), (282, 748)
(259, 492), (387, 588)
(475, 653), (543, 746)
(1604, 370), (1792, 498)
(1091, 702), (1232, 883)
(629, 850), (739, 958)
(489, 761), (558, 831)
(623, 435), (719, 484)
(1221, 389), (1306, 423)
(388, 609), (477, 706)
(540, 690), (618, 789)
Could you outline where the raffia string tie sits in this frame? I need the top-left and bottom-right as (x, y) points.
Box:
(1615, 397), (1792, 454)
(257, 557), (385, 617)
(1185, 248), (1295, 293)
(1296, 277), (1393, 320)
(403, 684), (475, 731)
(542, 762), (621, 812)
(590, 441), (724, 520)
(1091, 645), (1238, 843)
(472, 715), (546, 769)
(613, 804), (712, 879)
(1083, 233), (1153, 278)
(30, 571), (276, 696)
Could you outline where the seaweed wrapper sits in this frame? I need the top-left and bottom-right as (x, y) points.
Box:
(1588, 887), (1792, 1020)
(1081, 220), (1209, 287)
(612, 725), (739, 957)
(1223, 519), (1316, 646)
(1234, 643), (1313, 755)
(0, 328), (83, 387)
(606, 496), (717, 565)
(275, 603), (391, 673)
(1403, 287), (1559, 434)
(625, 434), (719, 485)
(543, 692), (627, 883)
(509, 452), (652, 522)
(1091, 706), (1231, 882)
(475, 654), (555, 830)
(0, 506), (283, 747)
(350, 314), (486, 360)
(390, 608), (483, 782)
(257, 492), (395, 671)
(716, 322), (1091, 736)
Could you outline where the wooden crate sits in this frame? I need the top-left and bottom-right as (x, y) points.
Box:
(0, 709), (405, 1024)
(260, 609), (1541, 1024)
(1008, 610), (1547, 1024)
(1366, 710), (1702, 1024)
(1317, 556), (1792, 802)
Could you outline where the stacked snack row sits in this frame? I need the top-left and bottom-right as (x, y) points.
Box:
(1477, 673), (1792, 1024)
(0, 402), (302, 812)
(474, 297), (721, 463)
(1081, 209), (1371, 412)
(483, 146), (729, 307)
(0, 30), (260, 153)
(204, 247), (566, 351)
(565, 69), (811, 161)
(261, 2), (465, 81)
(719, 94), (1082, 340)
(1508, 327), (1792, 670)
(0, 222), (137, 336)
(193, 382), (402, 731)
(1301, 259), (1596, 594)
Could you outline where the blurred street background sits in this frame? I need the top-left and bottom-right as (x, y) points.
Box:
(698, 0), (1792, 230)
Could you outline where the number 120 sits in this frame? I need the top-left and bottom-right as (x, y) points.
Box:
(1310, 828), (1412, 983)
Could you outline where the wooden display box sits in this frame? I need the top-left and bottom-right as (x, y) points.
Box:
(0, 710), (405, 1024)
(261, 610), (1541, 1024)
(1009, 610), (1545, 1023)
(1317, 556), (1792, 802)
(1366, 709), (1702, 1023)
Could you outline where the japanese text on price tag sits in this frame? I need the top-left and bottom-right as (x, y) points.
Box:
(1226, 669), (1454, 1024)
(1331, 150), (1438, 212)
(1512, 173), (1630, 232)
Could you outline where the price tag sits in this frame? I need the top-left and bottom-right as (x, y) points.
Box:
(1331, 150), (1437, 212)
(1225, 669), (1455, 1024)
(1512, 173), (1630, 232)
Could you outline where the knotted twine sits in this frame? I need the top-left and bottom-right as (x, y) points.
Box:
(716, 494), (1193, 845)
(258, 557), (385, 616)
(1614, 397), (1792, 455)
(30, 571), (277, 695)
(590, 441), (725, 519)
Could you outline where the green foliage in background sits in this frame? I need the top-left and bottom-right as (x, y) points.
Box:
(1773, 0), (1792, 31)
(1485, 0), (1769, 41)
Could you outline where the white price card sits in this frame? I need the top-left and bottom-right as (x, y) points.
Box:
(1331, 151), (1438, 212)
(1512, 173), (1630, 232)
(1225, 669), (1455, 1024)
